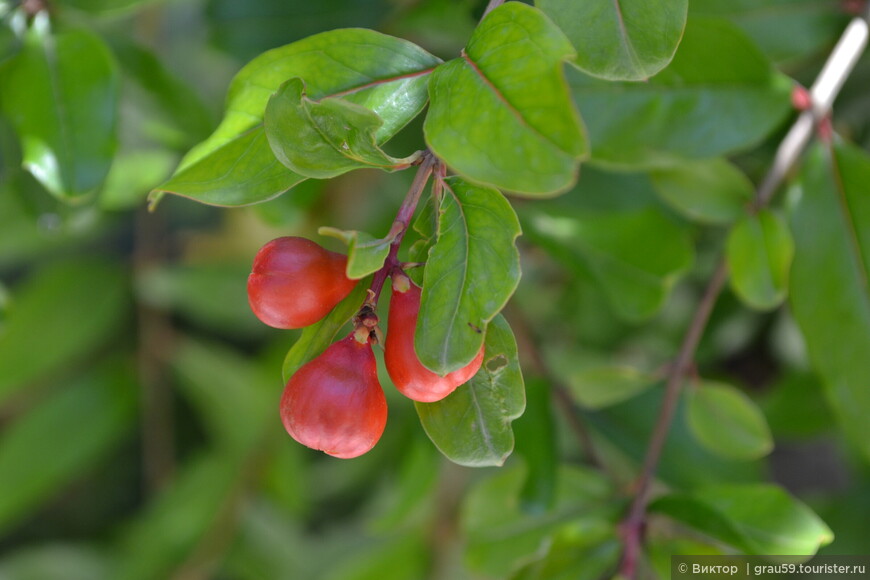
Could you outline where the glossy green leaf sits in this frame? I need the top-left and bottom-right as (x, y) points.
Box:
(525, 207), (694, 321)
(170, 338), (274, 456)
(727, 209), (794, 310)
(318, 227), (393, 280)
(548, 359), (657, 409)
(416, 315), (525, 467)
(0, 16), (118, 199)
(650, 484), (833, 555)
(150, 130), (303, 208)
(461, 463), (617, 578)
(417, 177), (521, 375)
(537, 0), (687, 81)
(569, 17), (792, 168)
(0, 260), (128, 404)
(155, 28), (439, 206)
(115, 453), (243, 580)
(513, 378), (558, 512)
(265, 78), (420, 179)
(686, 381), (773, 460)
(791, 142), (870, 462)
(282, 277), (372, 382)
(424, 2), (586, 195)
(649, 158), (754, 224)
(0, 363), (136, 535)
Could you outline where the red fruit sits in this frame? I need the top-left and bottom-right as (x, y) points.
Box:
(280, 330), (387, 458)
(385, 273), (484, 402)
(248, 237), (357, 329)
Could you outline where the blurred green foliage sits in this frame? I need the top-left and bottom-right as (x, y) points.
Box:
(1, 0), (870, 579)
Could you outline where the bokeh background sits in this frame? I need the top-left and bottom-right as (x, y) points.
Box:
(1, 1), (870, 579)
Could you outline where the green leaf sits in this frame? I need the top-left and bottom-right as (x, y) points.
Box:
(424, 2), (586, 195)
(461, 463), (617, 578)
(547, 360), (657, 409)
(318, 227), (393, 280)
(417, 176), (521, 374)
(650, 484), (833, 555)
(568, 17), (792, 168)
(415, 315), (525, 467)
(685, 381), (773, 460)
(513, 378), (558, 512)
(537, 0), (687, 81)
(525, 207), (694, 321)
(727, 209), (794, 310)
(0, 16), (118, 199)
(0, 363), (136, 535)
(649, 158), (754, 224)
(690, 0), (848, 65)
(265, 78), (420, 179)
(790, 142), (870, 462)
(282, 277), (372, 382)
(0, 260), (128, 404)
(150, 130), (303, 207)
(155, 28), (439, 206)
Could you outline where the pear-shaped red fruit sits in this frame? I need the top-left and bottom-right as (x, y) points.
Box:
(248, 236), (357, 329)
(280, 330), (387, 458)
(385, 273), (484, 402)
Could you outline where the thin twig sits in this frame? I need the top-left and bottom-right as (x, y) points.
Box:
(367, 151), (436, 305)
(617, 8), (870, 577)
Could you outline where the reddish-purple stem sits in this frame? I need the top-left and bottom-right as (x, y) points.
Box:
(366, 151), (436, 305)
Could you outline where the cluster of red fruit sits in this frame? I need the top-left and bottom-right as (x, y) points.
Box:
(247, 237), (484, 458)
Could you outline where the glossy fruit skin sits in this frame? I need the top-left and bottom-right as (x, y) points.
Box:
(248, 237), (357, 329)
(385, 275), (484, 402)
(280, 332), (387, 459)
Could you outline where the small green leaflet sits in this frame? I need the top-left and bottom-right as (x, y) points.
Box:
(649, 158), (754, 225)
(727, 209), (794, 310)
(319, 227), (393, 280)
(415, 315), (525, 467)
(416, 176), (521, 375)
(685, 381), (773, 460)
(424, 2), (587, 195)
(265, 78), (420, 179)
